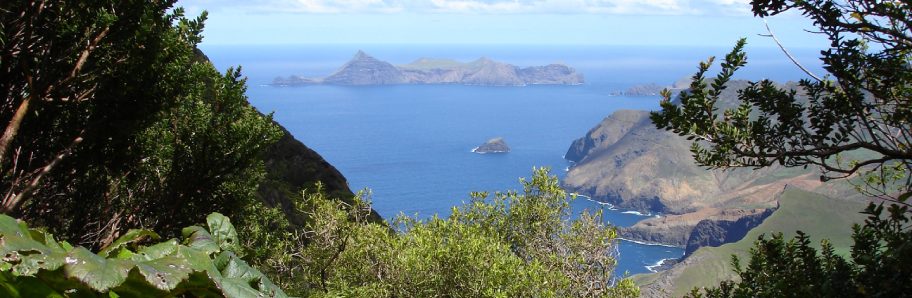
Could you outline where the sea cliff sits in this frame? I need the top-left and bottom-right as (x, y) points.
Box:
(563, 80), (854, 250)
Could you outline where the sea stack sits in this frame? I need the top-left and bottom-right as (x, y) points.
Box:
(473, 137), (510, 154)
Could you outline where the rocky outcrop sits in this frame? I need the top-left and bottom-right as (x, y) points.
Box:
(472, 137), (510, 154)
(618, 208), (772, 247)
(619, 222), (693, 247)
(684, 207), (775, 256)
(273, 51), (584, 86)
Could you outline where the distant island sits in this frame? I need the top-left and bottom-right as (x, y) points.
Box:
(273, 51), (584, 87)
(611, 78), (691, 96)
(472, 137), (510, 154)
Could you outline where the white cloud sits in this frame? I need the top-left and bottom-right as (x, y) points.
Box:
(278, 0), (405, 13)
(180, 0), (753, 15)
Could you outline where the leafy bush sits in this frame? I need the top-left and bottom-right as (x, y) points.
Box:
(0, 212), (286, 297)
(1, 1), (281, 250)
(243, 168), (640, 297)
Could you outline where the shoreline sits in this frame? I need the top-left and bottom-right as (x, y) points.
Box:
(619, 237), (684, 248)
(573, 194), (619, 211)
(471, 147), (509, 154)
(645, 257), (681, 273)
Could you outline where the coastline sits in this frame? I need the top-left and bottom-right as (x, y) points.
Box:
(471, 147), (509, 154)
(619, 238), (684, 248)
(645, 257), (681, 273)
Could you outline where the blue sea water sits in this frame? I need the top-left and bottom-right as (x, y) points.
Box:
(202, 44), (823, 276)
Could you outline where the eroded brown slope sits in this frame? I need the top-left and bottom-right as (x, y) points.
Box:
(563, 80), (851, 246)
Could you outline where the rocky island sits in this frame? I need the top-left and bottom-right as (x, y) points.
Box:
(472, 137), (510, 154)
(612, 78), (691, 96)
(273, 51), (584, 87)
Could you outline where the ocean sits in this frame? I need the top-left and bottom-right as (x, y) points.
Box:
(201, 43), (823, 276)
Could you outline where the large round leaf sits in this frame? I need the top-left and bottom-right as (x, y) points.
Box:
(63, 247), (133, 292)
(206, 213), (239, 252)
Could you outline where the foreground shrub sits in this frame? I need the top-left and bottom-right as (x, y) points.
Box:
(244, 168), (640, 297)
(0, 212), (286, 297)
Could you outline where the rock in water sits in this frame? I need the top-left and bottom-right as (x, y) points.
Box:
(473, 137), (510, 154)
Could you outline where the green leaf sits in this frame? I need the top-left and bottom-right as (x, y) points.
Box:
(205, 213), (239, 252)
(0, 215), (286, 296)
(109, 270), (170, 298)
(0, 215), (30, 239)
(175, 246), (219, 275)
(133, 239), (179, 262)
(219, 278), (265, 298)
(99, 230), (160, 258)
(0, 234), (50, 259)
(898, 191), (911, 203)
(11, 249), (68, 276)
(216, 252), (287, 298)
(63, 247), (134, 292)
(27, 230), (67, 253)
(0, 271), (66, 298)
(134, 255), (194, 291)
(213, 250), (232, 271)
(219, 253), (261, 282)
(181, 271), (224, 297)
(113, 249), (134, 260)
(181, 226), (219, 255)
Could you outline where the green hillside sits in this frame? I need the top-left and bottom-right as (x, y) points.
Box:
(635, 188), (868, 297)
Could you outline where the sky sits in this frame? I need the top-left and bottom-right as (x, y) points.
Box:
(176, 0), (829, 48)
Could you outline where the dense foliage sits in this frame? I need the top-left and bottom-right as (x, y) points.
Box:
(0, 212), (286, 297)
(0, 1), (281, 249)
(242, 168), (640, 297)
(651, 0), (912, 296)
(651, 0), (911, 201)
(2, 1), (641, 297)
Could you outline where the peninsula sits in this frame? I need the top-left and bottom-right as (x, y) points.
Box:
(273, 51), (584, 87)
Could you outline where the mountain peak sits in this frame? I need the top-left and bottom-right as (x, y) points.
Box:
(473, 57), (494, 64)
(353, 50), (371, 60)
(323, 51), (407, 85)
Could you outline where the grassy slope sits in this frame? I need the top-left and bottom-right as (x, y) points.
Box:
(634, 188), (868, 297)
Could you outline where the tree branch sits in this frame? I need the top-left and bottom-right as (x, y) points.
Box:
(759, 19), (823, 82)
(1, 130), (85, 213)
(0, 94), (32, 165)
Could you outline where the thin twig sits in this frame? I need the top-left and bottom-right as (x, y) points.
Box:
(760, 19), (824, 82)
